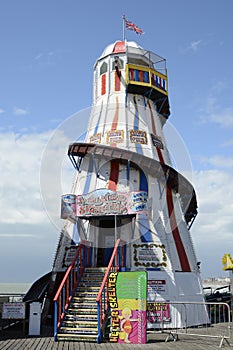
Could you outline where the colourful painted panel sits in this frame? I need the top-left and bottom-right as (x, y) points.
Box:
(108, 271), (147, 344)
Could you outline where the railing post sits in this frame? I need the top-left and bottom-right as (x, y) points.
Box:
(54, 300), (58, 341)
(97, 301), (102, 343)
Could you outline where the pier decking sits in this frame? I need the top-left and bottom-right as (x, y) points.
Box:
(0, 323), (232, 349)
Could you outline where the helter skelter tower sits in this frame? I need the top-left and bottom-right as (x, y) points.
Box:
(59, 39), (208, 326)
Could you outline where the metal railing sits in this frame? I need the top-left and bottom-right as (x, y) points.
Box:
(53, 240), (92, 341)
(147, 301), (231, 348)
(96, 239), (126, 343)
(126, 63), (168, 95)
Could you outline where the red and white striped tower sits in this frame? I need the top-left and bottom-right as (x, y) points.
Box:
(60, 40), (208, 327)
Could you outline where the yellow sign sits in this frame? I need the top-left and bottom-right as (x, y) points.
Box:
(222, 253), (233, 270)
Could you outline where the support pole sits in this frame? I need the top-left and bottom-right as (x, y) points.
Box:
(122, 15), (126, 41)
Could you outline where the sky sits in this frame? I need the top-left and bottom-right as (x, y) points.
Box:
(0, 0), (233, 283)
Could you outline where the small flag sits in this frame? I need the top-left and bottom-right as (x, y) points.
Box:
(125, 18), (143, 35)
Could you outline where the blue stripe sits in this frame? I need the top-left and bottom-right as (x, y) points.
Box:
(133, 96), (143, 155)
(139, 169), (148, 192)
(94, 101), (103, 135)
(139, 169), (151, 242)
(83, 157), (93, 195)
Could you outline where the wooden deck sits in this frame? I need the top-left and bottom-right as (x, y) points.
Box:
(0, 323), (232, 349)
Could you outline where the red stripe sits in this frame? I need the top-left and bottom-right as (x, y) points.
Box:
(108, 160), (119, 191)
(148, 101), (190, 271)
(166, 187), (191, 272)
(109, 96), (120, 148)
(148, 101), (164, 164)
(101, 74), (106, 95)
(111, 96), (119, 131)
(115, 71), (121, 91)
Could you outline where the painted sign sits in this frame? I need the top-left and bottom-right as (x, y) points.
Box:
(130, 130), (148, 144)
(148, 280), (167, 296)
(108, 271), (147, 344)
(106, 130), (124, 143)
(61, 189), (148, 218)
(62, 245), (77, 268)
(133, 243), (167, 269)
(2, 303), (26, 319)
(90, 133), (102, 144)
(151, 134), (164, 149)
(147, 302), (171, 323)
(61, 194), (76, 220)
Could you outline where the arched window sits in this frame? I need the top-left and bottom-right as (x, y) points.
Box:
(100, 62), (107, 96)
(100, 62), (107, 75)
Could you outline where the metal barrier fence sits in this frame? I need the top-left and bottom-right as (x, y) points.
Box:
(147, 301), (231, 348)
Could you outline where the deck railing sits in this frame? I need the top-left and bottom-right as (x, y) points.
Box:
(96, 239), (126, 343)
(126, 63), (168, 95)
(53, 240), (92, 341)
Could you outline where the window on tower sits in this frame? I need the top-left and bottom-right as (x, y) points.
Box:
(100, 61), (107, 75)
(100, 61), (107, 96)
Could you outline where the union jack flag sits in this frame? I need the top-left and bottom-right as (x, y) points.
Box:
(125, 18), (143, 35)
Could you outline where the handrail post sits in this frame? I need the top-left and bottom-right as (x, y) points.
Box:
(97, 301), (101, 343)
(54, 300), (58, 341)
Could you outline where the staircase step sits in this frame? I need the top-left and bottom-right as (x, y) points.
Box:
(71, 304), (97, 311)
(60, 326), (98, 333)
(73, 296), (96, 302)
(57, 332), (97, 342)
(75, 292), (98, 297)
(63, 320), (98, 326)
(85, 267), (106, 272)
(66, 314), (98, 320)
(77, 286), (100, 291)
(68, 307), (97, 314)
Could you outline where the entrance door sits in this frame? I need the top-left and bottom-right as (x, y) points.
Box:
(97, 218), (116, 267)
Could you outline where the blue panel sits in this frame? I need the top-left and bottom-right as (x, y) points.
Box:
(143, 71), (149, 83)
(135, 70), (139, 82)
(139, 169), (148, 192)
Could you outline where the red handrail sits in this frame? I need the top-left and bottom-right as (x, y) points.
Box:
(96, 238), (124, 302)
(96, 238), (126, 342)
(53, 240), (92, 340)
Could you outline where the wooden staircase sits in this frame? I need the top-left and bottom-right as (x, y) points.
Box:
(56, 267), (106, 342)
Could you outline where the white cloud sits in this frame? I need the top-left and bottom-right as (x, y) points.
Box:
(13, 107), (29, 116)
(0, 108), (5, 114)
(191, 169), (233, 277)
(208, 107), (233, 128)
(199, 155), (233, 169)
(0, 130), (72, 226)
(222, 139), (233, 147)
(181, 39), (204, 54)
(190, 40), (202, 52)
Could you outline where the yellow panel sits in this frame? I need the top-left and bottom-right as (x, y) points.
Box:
(222, 253), (233, 270)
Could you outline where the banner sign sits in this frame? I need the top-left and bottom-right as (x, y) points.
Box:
(108, 271), (147, 344)
(147, 302), (171, 323)
(2, 303), (26, 319)
(61, 189), (148, 219)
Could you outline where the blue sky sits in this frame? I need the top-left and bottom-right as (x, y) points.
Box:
(0, 0), (233, 282)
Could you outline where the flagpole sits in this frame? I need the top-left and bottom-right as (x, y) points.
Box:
(122, 15), (126, 41)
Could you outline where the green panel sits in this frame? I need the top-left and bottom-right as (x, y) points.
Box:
(116, 271), (147, 300)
